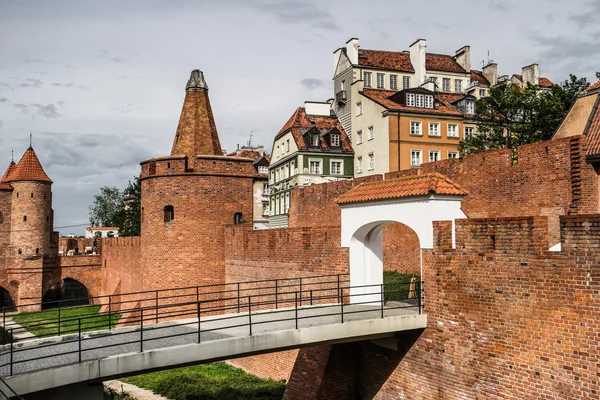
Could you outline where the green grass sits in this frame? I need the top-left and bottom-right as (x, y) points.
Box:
(104, 387), (135, 400)
(383, 271), (421, 302)
(122, 363), (286, 400)
(12, 305), (121, 337)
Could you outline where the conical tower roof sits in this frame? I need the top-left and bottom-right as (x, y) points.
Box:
(0, 161), (15, 190)
(171, 69), (223, 159)
(6, 147), (52, 183)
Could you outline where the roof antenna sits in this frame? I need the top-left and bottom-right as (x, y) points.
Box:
(248, 131), (254, 147)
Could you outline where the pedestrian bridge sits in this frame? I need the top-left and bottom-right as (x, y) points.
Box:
(0, 274), (426, 399)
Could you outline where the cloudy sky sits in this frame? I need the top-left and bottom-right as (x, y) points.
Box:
(1, 0), (599, 235)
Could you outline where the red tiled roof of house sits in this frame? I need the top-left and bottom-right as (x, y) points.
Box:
(470, 70), (490, 85)
(426, 53), (466, 73)
(361, 89), (463, 117)
(437, 93), (465, 104)
(275, 107), (353, 153)
(513, 74), (554, 88)
(227, 149), (263, 159)
(336, 172), (467, 205)
(585, 104), (600, 157)
(357, 49), (414, 73)
(6, 147), (52, 183)
(583, 80), (600, 94)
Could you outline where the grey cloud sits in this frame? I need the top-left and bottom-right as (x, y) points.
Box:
(110, 57), (123, 63)
(17, 78), (43, 89)
(31, 103), (60, 118)
(111, 103), (142, 113)
(569, 1), (600, 27)
(252, 0), (340, 31)
(0, 97), (8, 103)
(23, 58), (43, 64)
(0, 82), (12, 90)
(0, 121), (3, 129)
(300, 78), (326, 90)
(13, 103), (29, 114)
(488, 0), (510, 13)
(51, 82), (91, 90)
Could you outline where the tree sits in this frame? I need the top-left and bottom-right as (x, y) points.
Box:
(88, 176), (141, 236)
(596, 71), (600, 80)
(459, 75), (590, 155)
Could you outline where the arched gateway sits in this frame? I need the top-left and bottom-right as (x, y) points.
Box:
(336, 173), (468, 303)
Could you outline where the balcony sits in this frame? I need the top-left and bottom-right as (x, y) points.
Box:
(336, 90), (347, 104)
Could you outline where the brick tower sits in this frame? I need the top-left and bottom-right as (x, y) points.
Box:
(2, 147), (54, 307)
(0, 160), (16, 272)
(139, 70), (255, 291)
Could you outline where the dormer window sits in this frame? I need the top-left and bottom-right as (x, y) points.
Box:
(406, 92), (434, 109)
(425, 96), (434, 108)
(416, 94), (424, 108)
(465, 100), (475, 114)
(311, 134), (320, 147)
(330, 134), (340, 147)
(407, 94), (415, 107)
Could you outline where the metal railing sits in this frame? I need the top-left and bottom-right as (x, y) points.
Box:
(0, 275), (423, 378)
(0, 375), (23, 399)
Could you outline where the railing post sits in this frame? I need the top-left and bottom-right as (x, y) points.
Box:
(2, 306), (5, 328)
(275, 279), (278, 309)
(197, 302), (201, 344)
(294, 291), (298, 330)
(57, 300), (61, 336)
(9, 328), (13, 376)
(337, 275), (341, 304)
(108, 295), (112, 331)
(237, 283), (240, 313)
(380, 284), (384, 319)
(417, 281), (422, 314)
(248, 296), (252, 336)
(78, 318), (82, 363)
(310, 290), (313, 306)
(340, 292), (344, 324)
(140, 308), (144, 352)
(155, 290), (159, 324)
(299, 278), (303, 306)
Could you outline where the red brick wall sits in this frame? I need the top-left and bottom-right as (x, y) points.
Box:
(52, 255), (102, 299)
(101, 236), (142, 310)
(0, 190), (11, 272)
(382, 222), (420, 275)
(227, 350), (299, 381)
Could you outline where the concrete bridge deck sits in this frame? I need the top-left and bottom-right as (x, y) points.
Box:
(0, 302), (426, 397)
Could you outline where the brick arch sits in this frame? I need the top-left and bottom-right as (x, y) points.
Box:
(0, 283), (17, 311)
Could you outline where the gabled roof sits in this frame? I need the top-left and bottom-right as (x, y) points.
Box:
(336, 172), (467, 205)
(275, 107), (353, 153)
(426, 53), (466, 74)
(584, 95), (600, 158)
(470, 70), (490, 85)
(361, 89), (463, 117)
(0, 161), (15, 191)
(227, 149), (263, 160)
(512, 74), (555, 88)
(357, 49), (414, 73)
(6, 147), (52, 183)
(582, 80), (600, 95)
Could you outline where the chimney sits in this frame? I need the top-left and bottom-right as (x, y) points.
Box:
(455, 45), (471, 73)
(346, 38), (359, 65)
(409, 38), (427, 86)
(522, 63), (539, 87)
(422, 81), (436, 92)
(304, 101), (331, 116)
(482, 63), (498, 86)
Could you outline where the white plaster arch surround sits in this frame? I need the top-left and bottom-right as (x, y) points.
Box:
(340, 195), (467, 303)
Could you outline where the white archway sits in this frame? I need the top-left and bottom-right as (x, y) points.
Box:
(340, 195), (467, 303)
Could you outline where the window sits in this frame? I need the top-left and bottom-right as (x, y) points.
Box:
(164, 206), (174, 223)
(416, 94), (424, 107)
(286, 139), (290, 152)
(0, 212), (3, 224)
(447, 124), (458, 138)
(403, 76), (410, 89)
(428, 76), (438, 85)
(234, 212), (243, 224)
(276, 145), (280, 156)
(275, 169), (280, 182)
(411, 150), (422, 167)
(448, 151), (459, 159)
(429, 150), (440, 162)
(425, 95), (434, 108)
(23, 216), (27, 222)
(340, 80), (345, 91)
(36, 248), (39, 255)
(356, 102), (362, 116)
(368, 152), (374, 170)
(258, 166), (268, 174)
(479, 89), (486, 98)
(455, 79), (463, 93)
(31, 193), (33, 198)
(262, 203), (269, 216)
(364, 72), (372, 87)
(263, 183), (269, 195)
(356, 156), (363, 173)
(443, 78), (450, 92)
(429, 122), (440, 137)
(376, 73), (385, 88)
(275, 196), (280, 215)
(465, 100), (475, 114)
(285, 164), (289, 178)
(410, 121), (422, 136)
(390, 74), (398, 90)
(309, 160), (322, 174)
(330, 133), (340, 147)
(406, 93), (415, 107)
(357, 130), (363, 144)
(465, 127), (474, 138)
(290, 161), (295, 175)
(368, 126), (374, 140)
(331, 160), (343, 175)
(285, 193), (290, 213)
(312, 134), (320, 146)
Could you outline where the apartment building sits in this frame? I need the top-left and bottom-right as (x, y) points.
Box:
(268, 101), (353, 227)
(352, 80), (469, 175)
(509, 63), (554, 91)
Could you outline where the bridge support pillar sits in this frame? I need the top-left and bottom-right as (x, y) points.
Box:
(24, 381), (104, 400)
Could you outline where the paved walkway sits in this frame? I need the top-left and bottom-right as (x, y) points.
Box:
(104, 380), (168, 400)
(0, 301), (420, 377)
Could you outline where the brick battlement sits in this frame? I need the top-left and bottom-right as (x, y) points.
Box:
(103, 236), (141, 248)
(140, 155), (255, 179)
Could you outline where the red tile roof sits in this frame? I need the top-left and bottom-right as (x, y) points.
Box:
(336, 172), (467, 205)
(0, 162), (16, 190)
(538, 77), (554, 88)
(585, 102), (600, 157)
(361, 89), (463, 117)
(6, 147), (52, 183)
(426, 53), (466, 73)
(583, 80), (600, 94)
(470, 70), (490, 85)
(275, 107), (353, 153)
(227, 149), (263, 159)
(358, 49), (414, 73)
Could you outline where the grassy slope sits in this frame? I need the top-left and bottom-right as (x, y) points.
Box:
(122, 363), (286, 400)
(383, 271), (421, 301)
(12, 305), (121, 337)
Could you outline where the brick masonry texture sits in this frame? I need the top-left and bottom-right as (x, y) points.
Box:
(227, 350), (299, 382)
